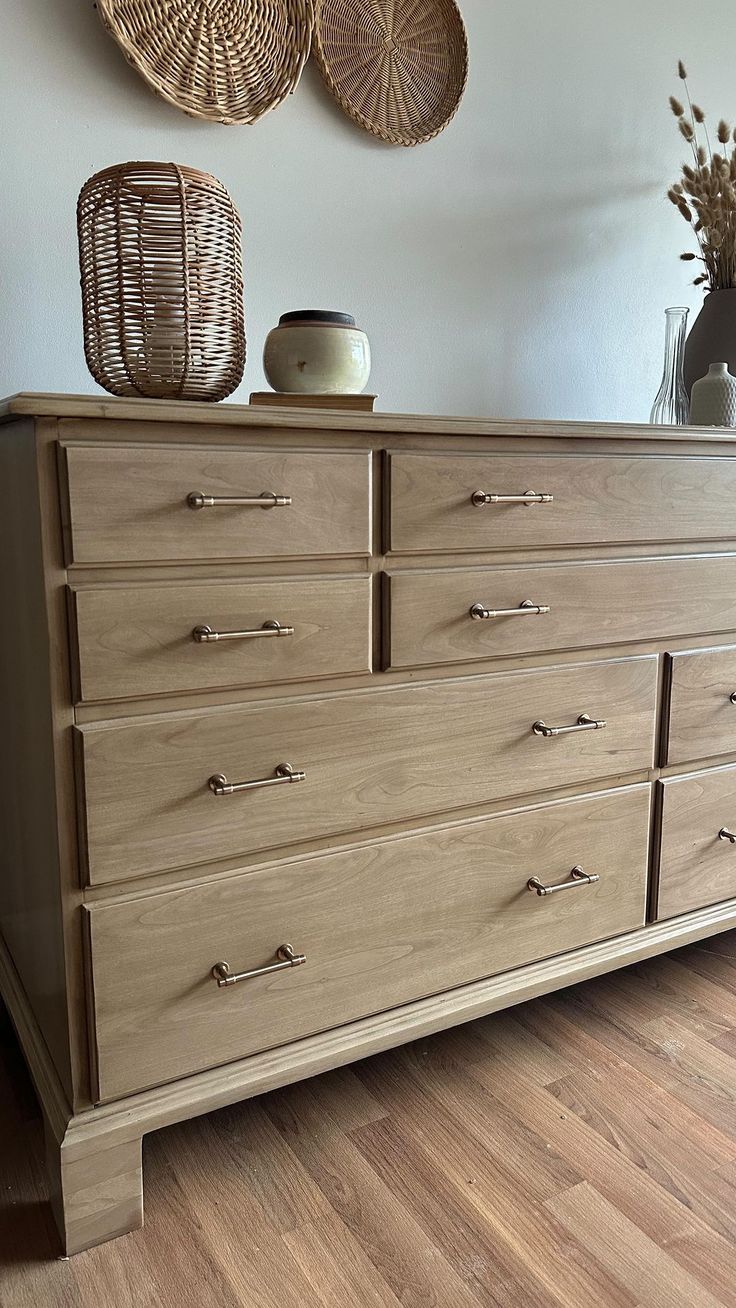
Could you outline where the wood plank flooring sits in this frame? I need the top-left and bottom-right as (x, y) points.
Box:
(3, 931), (736, 1307)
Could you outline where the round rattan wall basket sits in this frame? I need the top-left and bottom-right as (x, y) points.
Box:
(77, 162), (246, 401)
(96, 0), (313, 125)
(312, 0), (468, 146)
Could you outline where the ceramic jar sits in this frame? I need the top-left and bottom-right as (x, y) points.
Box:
(263, 310), (371, 394)
(689, 362), (736, 426)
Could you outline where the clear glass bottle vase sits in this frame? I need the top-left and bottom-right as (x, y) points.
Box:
(650, 306), (690, 424)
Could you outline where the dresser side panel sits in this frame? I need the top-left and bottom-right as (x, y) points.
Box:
(0, 418), (72, 1099)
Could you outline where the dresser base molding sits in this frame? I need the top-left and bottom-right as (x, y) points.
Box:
(4, 898), (736, 1255)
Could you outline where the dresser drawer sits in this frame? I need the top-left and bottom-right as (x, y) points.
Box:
(62, 444), (371, 563)
(665, 645), (736, 765)
(77, 655), (657, 885)
(387, 556), (736, 670)
(86, 784), (650, 1099)
(71, 575), (372, 702)
(657, 766), (736, 918)
(388, 452), (736, 553)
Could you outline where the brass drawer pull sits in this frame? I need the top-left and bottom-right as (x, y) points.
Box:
(471, 489), (553, 507)
(193, 619), (295, 643)
(532, 712), (606, 738)
(527, 865), (600, 896)
(212, 943), (306, 987)
(208, 763), (305, 796)
(187, 490), (292, 510)
(470, 599), (550, 620)
(719, 827), (736, 843)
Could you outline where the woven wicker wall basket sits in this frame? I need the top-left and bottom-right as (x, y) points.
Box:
(312, 0), (468, 146)
(96, 0), (313, 125)
(77, 162), (246, 402)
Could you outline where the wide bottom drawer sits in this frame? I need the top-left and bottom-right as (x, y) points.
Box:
(86, 785), (650, 1101)
(657, 765), (736, 918)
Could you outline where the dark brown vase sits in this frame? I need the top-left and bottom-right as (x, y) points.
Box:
(684, 289), (736, 395)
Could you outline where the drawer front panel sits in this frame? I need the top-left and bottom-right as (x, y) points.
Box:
(87, 785), (650, 1099)
(78, 655), (657, 884)
(388, 452), (736, 552)
(658, 766), (736, 918)
(71, 575), (372, 701)
(388, 556), (736, 670)
(63, 444), (372, 563)
(665, 645), (736, 765)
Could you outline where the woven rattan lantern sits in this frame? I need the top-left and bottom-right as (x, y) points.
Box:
(77, 162), (245, 401)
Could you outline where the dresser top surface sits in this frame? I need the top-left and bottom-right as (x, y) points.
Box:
(2, 391), (735, 444)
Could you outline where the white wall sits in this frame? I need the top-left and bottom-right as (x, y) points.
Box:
(2, 0), (735, 421)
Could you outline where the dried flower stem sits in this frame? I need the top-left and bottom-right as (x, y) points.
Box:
(667, 61), (736, 290)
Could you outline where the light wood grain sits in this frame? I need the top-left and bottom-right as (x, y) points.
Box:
(71, 574), (372, 701)
(388, 451), (736, 552)
(658, 766), (736, 919)
(86, 785), (650, 1100)
(387, 556), (736, 669)
(666, 645), (736, 765)
(77, 655), (657, 884)
(45, 1118), (143, 1257)
(62, 443), (372, 563)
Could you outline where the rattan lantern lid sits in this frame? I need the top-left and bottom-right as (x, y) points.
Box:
(312, 0), (468, 146)
(97, 0), (313, 125)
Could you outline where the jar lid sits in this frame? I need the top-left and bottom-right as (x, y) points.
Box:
(278, 310), (356, 327)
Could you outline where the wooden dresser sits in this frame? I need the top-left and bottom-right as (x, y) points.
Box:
(3, 393), (736, 1255)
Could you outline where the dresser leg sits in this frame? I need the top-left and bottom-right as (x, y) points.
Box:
(44, 1116), (144, 1255)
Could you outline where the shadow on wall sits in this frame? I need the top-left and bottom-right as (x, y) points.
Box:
(378, 174), (659, 417)
(37, 0), (197, 125)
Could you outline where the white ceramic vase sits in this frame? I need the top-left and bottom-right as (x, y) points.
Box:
(690, 362), (736, 427)
(263, 310), (371, 394)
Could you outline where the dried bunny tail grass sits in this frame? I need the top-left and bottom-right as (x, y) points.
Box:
(668, 63), (736, 289)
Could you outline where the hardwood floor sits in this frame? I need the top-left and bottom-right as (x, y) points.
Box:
(3, 932), (736, 1308)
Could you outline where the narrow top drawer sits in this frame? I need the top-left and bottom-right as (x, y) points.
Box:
(388, 452), (736, 552)
(61, 444), (372, 564)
